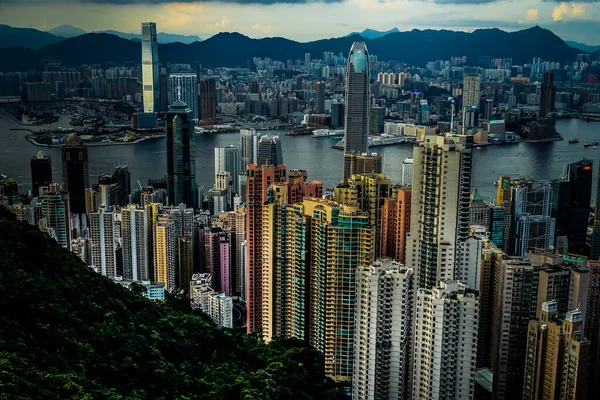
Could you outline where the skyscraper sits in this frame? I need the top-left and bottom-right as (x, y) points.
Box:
(352, 259), (414, 399)
(31, 151), (52, 197)
(166, 95), (196, 208)
(591, 168), (600, 260)
(90, 207), (117, 277)
(401, 158), (413, 186)
(523, 301), (590, 400)
(141, 22), (160, 113)
(121, 204), (150, 281)
(586, 260), (600, 397)
(240, 129), (260, 170)
(38, 184), (70, 249)
(552, 159), (593, 253)
(342, 152), (382, 179)
(413, 281), (479, 399)
(405, 134), (473, 289)
(462, 73), (481, 109)
(198, 78), (217, 120)
(315, 81), (325, 114)
(379, 186), (411, 263)
(169, 73), (198, 120)
(214, 145), (241, 192)
(257, 135), (283, 166)
(154, 213), (177, 290)
(538, 72), (556, 120)
(112, 165), (131, 207)
(245, 164), (287, 334)
(61, 135), (89, 215)
(344, 42), (370, 154)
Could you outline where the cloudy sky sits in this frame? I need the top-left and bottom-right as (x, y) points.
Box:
(0, 0), (599, 44)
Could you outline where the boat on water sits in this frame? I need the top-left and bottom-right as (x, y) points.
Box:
(287, 126), (313, 136)
(312, 129), (344, 138)
(569, 138), (579, 143)
(584, 142), (599, 147)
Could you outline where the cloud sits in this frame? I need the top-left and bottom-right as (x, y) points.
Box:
(251, 23), (272, 33)
(215, 16), (231, 27)
(0, 0), (344, 3)
(552, 2), (589, 21)
(518, 8), (538, 23)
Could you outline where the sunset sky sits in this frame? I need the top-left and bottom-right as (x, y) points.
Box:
(0, 0), (599, 44)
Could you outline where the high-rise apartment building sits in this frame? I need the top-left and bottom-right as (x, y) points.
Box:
(405, 134), (473, 289)
(154, 213), (177, 291)
(344, 42), (370, 154)
(141, 22), (160, 113)
(552, 159), (593, 253)
(207, 227), (231, 295)
(257, 135), (283, 166)
(31, 151), (52, 197)
(496, 175), (513, 251)
(166, 96), (196, 208)
(413, 281), (479, 400)
(591, 167), (600, 260)
(353, 259), (414, 400)
(90, 207), (117, 277)
(215, 145), (241, 193)
(380, 186), (411, 263)
(38, 184), (70, 249)
(217, 207), (246, 297)
(169, 73), (198, 120)
(61, 135), (89, 215)
(469, 188), (491, 227)
(245, 164), (286, 334)
(315, 81), (325, 114)
(491, 258), (539, 399)
(198, 78), (217, 120)
(177, 236), (193, 292)
(121, 204), (150, 281)
(523, 301), (590, 400)
(586, 260), (600, 397)
(462, 73), (481, 108)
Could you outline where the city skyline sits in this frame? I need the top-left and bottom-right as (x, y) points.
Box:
(1, 1), (600, 45)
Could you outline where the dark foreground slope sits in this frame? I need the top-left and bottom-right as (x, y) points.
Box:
(0, 208), (345, 399)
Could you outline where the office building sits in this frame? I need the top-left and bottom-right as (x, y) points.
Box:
(90, 207), (117, 277)
(489, 205), (505, 250)
(169, 73), (198, 120)
(511, 181), (555, 256)
(413, 281), (479, 400)
(538, 72), (556, 119)
(159, 68), (168, 113)
(141, 22), (160, 113)
(315, 81), (325, 114)
(30, 151), (52, 197)
(190, 273), (233, 328)
(121, 204), (150, 281)
(245, 164), (287, 334)
(331, 102), (344, 128)
(405, 134), (473, 289)
(401, 158), (413, 186)
(469, 188), (491, 227)
(417, 100), (429, 125)
(369, 106), (385, 134)
(61, 135), (89, 215)
(215, 145), (241, 193)
(523, 301), (590, 400)
(343, 152), (383, 179)
(353, 259), (413, 400)
(112, 165), (131, 206)
(257, 135), (283, 166)
(199, 78), (217, 120)
(552, 159), (593, 253)
(166, 95), (196, 208)
(38, 184), (70, 249)
(491, 258), (539, 399)
(240, 129), (260, 171)
(380, 186), (411, 263)
(344, 42), (370, 154)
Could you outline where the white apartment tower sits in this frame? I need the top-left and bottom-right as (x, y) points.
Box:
(90, 207), (117, 277)
(353, 259), (414, 400)
(121, 204), (150, 281)
(412, 281), (479, 400)
(405, 134), (473, 290)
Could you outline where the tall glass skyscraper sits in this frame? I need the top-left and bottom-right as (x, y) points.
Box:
(141, 22), (160, 113)
(257, 135), (283, 166)
(166, 97), (196, 208)
(169, 73), (198, 120)
(344, 42), (370, 154)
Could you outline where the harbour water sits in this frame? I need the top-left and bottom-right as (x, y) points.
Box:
(1, 114), (600, 201)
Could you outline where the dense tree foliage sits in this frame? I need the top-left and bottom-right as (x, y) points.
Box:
(0, 208), (347, 399)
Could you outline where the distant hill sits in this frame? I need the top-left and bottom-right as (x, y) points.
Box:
(0, 207), (346, 399)
(47, 24), (87, 38)
(98, 30), (202, 44)
(346, 28), (400, 40)
(0, 24), (63, 50)
(565, 40), (600, 53)
(0, 26), (583, 71)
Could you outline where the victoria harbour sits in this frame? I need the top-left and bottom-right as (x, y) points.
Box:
(2, 115), (599, 201)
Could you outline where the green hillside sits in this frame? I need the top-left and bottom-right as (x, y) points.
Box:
(0, 208), (346, 399)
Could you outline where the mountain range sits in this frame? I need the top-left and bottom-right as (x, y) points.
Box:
(0, 26), (589, 71)
(346, 28), (400, 40)
(565, 40), (600, 54)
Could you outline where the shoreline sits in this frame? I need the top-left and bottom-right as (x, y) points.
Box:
(25, 134), (165, 147)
